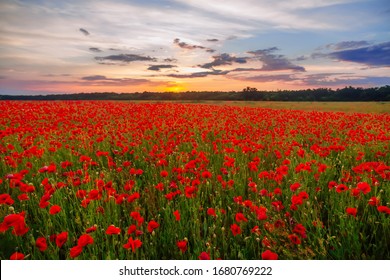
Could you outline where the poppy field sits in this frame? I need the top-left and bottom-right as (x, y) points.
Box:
(0, 101), (389, 260)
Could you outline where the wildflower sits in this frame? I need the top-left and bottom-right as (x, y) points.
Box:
(177, 240), (188, 253)
(10, 252), (24, 260)
(49, 205), (61, 215)
(77, 234), (94, 247)
(199, 252), (210, 260)
(207, 208), (217, 217)
(70, 246), (83, 258)
(346, 207), (358, 217)
(261, 250), (278, 260)
(235, 212), (248, 223)
(106, 225), (121, 235)
(147, 220), (159, 233)
(230, 224), (241, 236)
(36, 237), (48, 252)
(288, 234), (301, 245)
(56, 232), (68, 248)
(173, 210), (181, 221)
(123, 237), (142, 252)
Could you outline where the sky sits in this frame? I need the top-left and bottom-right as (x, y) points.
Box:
(0, 0), (390, 95)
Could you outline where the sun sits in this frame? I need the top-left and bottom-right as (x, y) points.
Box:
(164, 82), (186, 93)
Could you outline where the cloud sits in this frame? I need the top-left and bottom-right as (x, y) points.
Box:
(328, 41), (390, 67)
(326, 41), (370, 50)
(174, 38), (215, 53)
(147, 64), (177, 71)
(302, 73), (390, 86)
(207, 39), (219, 42)
(81, 75), (107, 81)
(167, 69), (230, 78)
(79, 28), (90, 36)
(89, 47), (102, 53)
(163, 58), (178, 63)
(0, 75), (6, 79)
(232, 74), (296, 83)
(80, 75), (155, 85)
(248, 47), (306, 72)
(95, 54), (157, 64)
(199, 53), (248, 69)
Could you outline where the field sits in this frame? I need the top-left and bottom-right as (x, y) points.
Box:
(0, 101), (389, 260)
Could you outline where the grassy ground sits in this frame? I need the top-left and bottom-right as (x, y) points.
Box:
(136, 101), (390, 114)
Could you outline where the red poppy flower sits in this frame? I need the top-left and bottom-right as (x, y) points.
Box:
(88, 189), (101, 200)
(106, 225), (121, 235)
(86, 225), (97, 233)
(293, 224), (307, 238)
(346, 207), (358, 217)
(70, 245), (83, 258)
(235, 212), (248, 223)
(49, 205), (61, 215)
(288, 234), (301, 245)
(147, 220), (159, 233)
(0, 193), (14, 205)
(336, 184), (348, 193)
(76, 190), (87, 198)
(123, 237), (142, 252)
(261, 250), (278, 260)
(368, 196), (380, 206)
(207, 208), (217, 217)
(357, 182), (371, 195)
(0, 212), (29, 236)
(377, 206), (390, 214)
(201, 170), (212, 179)
(77, 234), (94, 247)
(10, 252), (24, 260)
(127, 224), (137, 235)
(198, 251), (210, 260)
(36, 237), (48, 252)
(173, 210), (181, 221)
(290, 182), (301, 192)
(17, 194), (29, 201)
(251, 226), (261, 235)
(177, 240), (188, 253)
(56, 232), (68, 248)
(230, 224), (241, 236)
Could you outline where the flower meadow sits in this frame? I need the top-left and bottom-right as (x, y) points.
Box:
(0, 101), (389, 260)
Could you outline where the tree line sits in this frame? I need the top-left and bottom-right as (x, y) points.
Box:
(1, 85), (389, 101)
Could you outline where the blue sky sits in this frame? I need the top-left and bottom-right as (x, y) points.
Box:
(0, 0), (389, 94)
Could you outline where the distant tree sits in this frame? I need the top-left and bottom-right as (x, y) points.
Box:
(243, 86), (258, 92)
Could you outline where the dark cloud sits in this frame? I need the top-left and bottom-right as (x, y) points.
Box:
(163, 58), (178, 63)
(79, 28), (90, 36)
(95, 54), (157, 64)
(167, 69), (230, 78)
(81, 75), (107, 81)
(42, 74), (71, 77)
(147, 64), (177, 71)
(89, 47), (102, 53)
(328, 41), (390, 67)
(174, 38), (215, 53)
(327, 41), (370, 50)
(0, 75), (7, 79)
(80, 75), (153, 85)
(207, 39), (219, 42)
(199, 53), (247, 69)
(303, 73), (390, 86)
(295, 55), (308, 61)
(226, 35), (238, 40)
(233, 74), (295, 83)
(248, 47), (306, 72)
